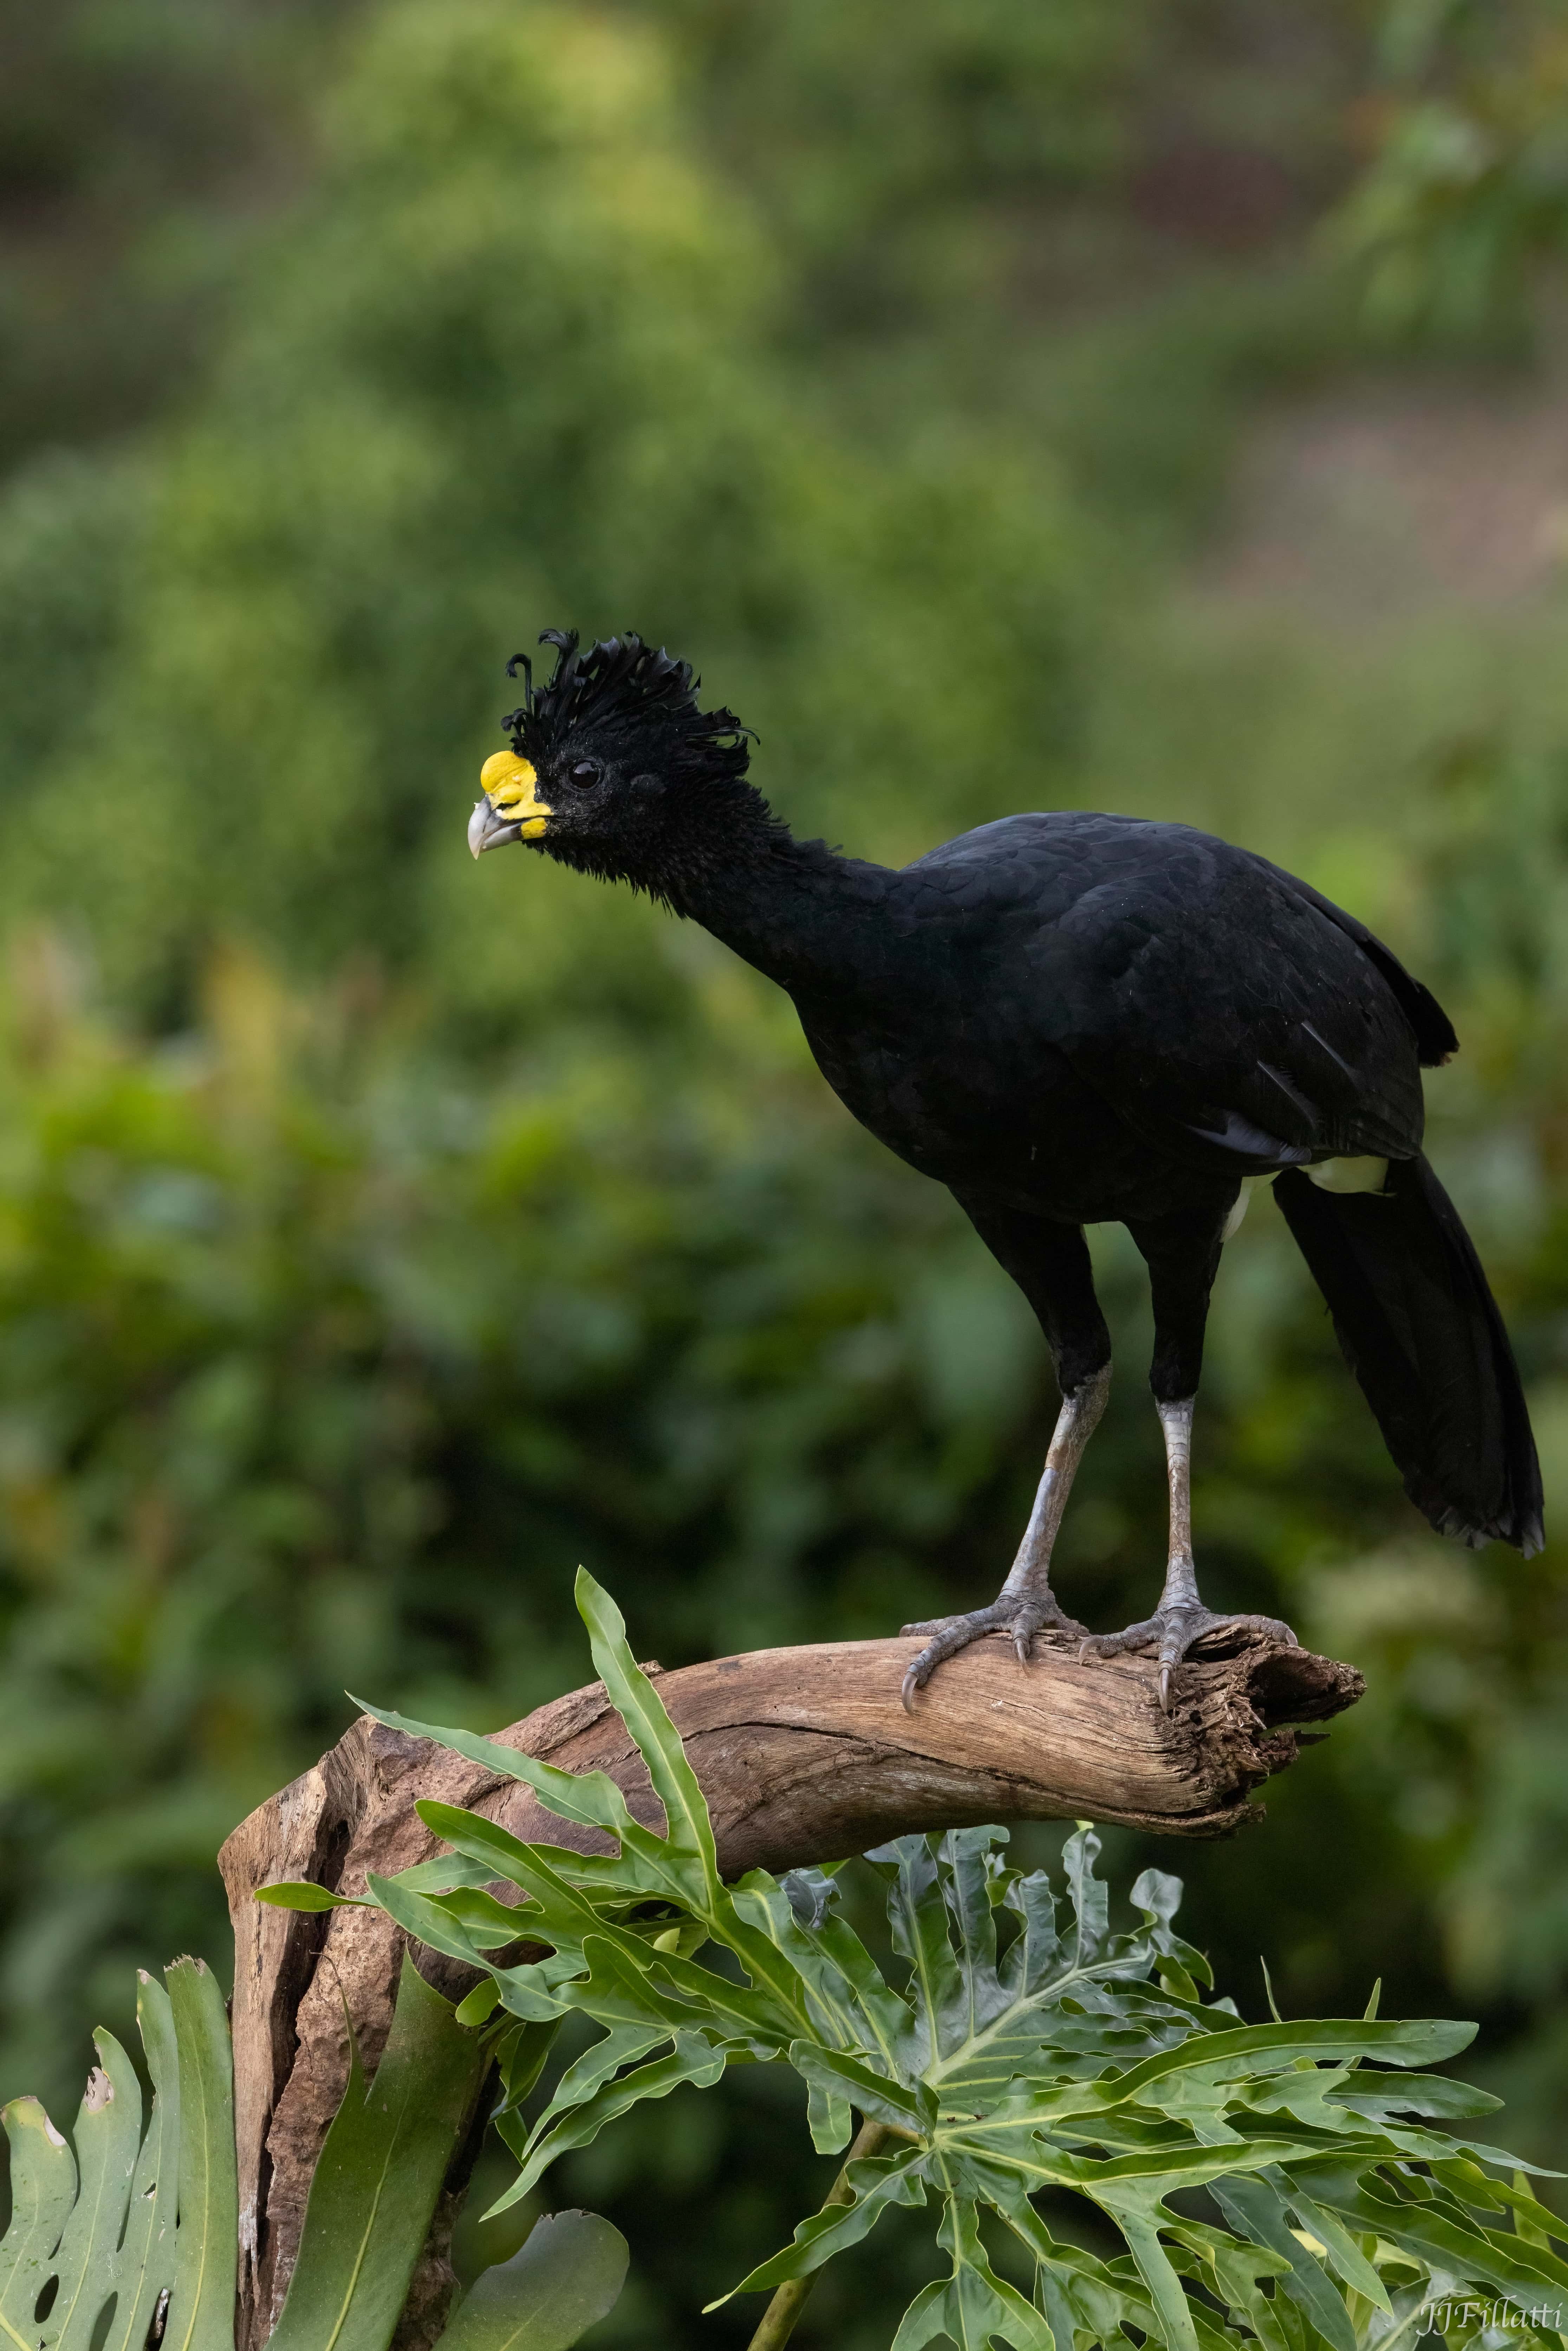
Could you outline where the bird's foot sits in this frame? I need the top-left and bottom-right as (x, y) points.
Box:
(1078, 1603), (1298, 1712)
(899, 1595), (1089, 1713)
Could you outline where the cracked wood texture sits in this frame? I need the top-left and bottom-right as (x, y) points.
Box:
(217, 1627), (1361, 2351)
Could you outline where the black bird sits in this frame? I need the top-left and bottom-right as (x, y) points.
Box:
(469, 631), (1544, 1708)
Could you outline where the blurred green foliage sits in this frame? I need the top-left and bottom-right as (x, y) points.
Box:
(1330, 0), (1568, 342)
(0, 0), (1090, 1031)
(1, 0), (1568, 2344)
(0, 0), (352, 470)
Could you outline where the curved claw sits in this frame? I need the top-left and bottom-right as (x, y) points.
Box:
(1080, 1601), (1300, 1707)
(899, 1596), (1086, 1708)
(900, 1615), (998, 1712)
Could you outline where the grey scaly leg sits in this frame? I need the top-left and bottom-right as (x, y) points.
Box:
(1078, 1396), (1296, 1709)
(900, 1363), (1110, 1710)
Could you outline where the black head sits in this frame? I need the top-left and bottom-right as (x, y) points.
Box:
(468, 630), (774, 898)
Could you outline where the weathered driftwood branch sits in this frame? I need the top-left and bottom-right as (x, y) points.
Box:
(218, 1628), (1361, 2351)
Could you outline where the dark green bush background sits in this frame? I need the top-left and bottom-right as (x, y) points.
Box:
(2, 2), (1567, 2341)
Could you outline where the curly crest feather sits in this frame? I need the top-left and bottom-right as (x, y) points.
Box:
(503, 629), (754, 784)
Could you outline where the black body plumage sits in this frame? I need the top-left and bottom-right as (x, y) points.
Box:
(488, 631), (1544, 1564)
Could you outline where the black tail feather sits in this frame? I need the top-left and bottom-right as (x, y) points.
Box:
(1274, 1155), (1543, 1554)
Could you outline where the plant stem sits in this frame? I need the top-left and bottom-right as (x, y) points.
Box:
(744, 2117), (891, 2351)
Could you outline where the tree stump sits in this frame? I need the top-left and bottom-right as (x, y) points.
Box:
(217, 1628), (1361, 2351)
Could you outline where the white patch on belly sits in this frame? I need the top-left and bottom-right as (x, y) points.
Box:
(1222, 1153), (1389, 1243)
(1221, 1176), (1264, 1241)
(1304, 1155), (1389, 1195)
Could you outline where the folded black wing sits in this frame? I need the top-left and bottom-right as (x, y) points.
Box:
(1006, 822), (1437, 1175)
(1244, 851), (1457, 1069)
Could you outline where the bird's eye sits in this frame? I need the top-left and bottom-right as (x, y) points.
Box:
(568, 759), (602, 790)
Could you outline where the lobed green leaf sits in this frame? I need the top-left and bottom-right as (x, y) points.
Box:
(709, 2148), (929, 2306)
(349, 1696), (637, 1846)
(267, 1956), (486, 2351)
(339, 1584), (1540, 2351)
(255, 1883), (370, 1914)
(573, 1571), (722, 1902)
(494, 2035), (729, 2216)
(435, 2212), (627, 2351)
(163, 1959), (237, 2351)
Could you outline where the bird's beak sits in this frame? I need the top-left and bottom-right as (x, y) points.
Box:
(469, 748), (551, 857)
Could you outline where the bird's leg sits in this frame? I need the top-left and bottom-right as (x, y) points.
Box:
(901, 1363), (1109, 1710)
(1078, 1396), (1297, 1710)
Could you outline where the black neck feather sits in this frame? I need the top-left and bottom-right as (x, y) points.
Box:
(555, 775), (889, 995)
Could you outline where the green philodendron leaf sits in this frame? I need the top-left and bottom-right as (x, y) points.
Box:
(568, 1928), (786, 2046)
(437, 1887), (538, 1948)
(1112, 2206), (1202, 2351)
(1328, 2072), (1502, 2119)
(1063, 1824), (1111, 1967)
(103, 1979), (183, 2351)
(890, 2195), (1054, 2351)
(255, 1884), (370, 1913)
(0, 1962), (230, 2351)
(707, 2149), (929, 2308)
(730, 1873), (910, 2075)
(344, 1581), (1551, 2351)
(43, 2027), (145, 2351)
(0, 2096), (79, 2351)
(365, 1870), (494, 1974)
(413, 1805), (552, 1889)
(1000, 2191), (1165, 2347)
(571, 1571), (721, 1902)
(805, 2078), (853, 2155)
(1210, 2176), (1358, 2351)
(787, 2041), (933, 2133)
(996, 1868), (1063, 1998)
(1309, 2166), (1568, 2304)
(390, 1856), (499, 1898)
(267, 1955), (486, 2351)
(1044, 2015), (1479, 2125)
(348, 1696), (638, 1847)
(495, 2033), (730, 2216)
(435, 2212), (628, 2351)
(529, 2025), (663, 2120)
(1278, 2180), (1391, 2312)
(160, 1959), (236, 2351)
(1511, 2172), (1559, 2251)
(455, 1981), (502, 2027)
(493, 2022), (563, 2119)
(882, 1836), (968, 2067)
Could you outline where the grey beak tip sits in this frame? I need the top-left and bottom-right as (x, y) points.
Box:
(467, 791), (533, 859)
(468, 796), (499, 859)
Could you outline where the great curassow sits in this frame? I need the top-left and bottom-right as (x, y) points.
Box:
(468, 630), (1543, 1709)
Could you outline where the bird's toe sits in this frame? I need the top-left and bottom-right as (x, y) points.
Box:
(1079, 1600), (1300, 1710)
(1158, 1606), (1299, 1664)
(1219, 1612), (1299, 1649)
(900, 1603), (1009, 1710)
(1009, 1598), (1089, 1653)
(1077, 1618), (1161, 1664)
(899, 1596), (1084, 1710)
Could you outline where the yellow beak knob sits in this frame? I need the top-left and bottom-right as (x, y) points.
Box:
(469, 748), (551, 856)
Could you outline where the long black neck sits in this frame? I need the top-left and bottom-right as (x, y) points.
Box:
(646, 786), (893, 997)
